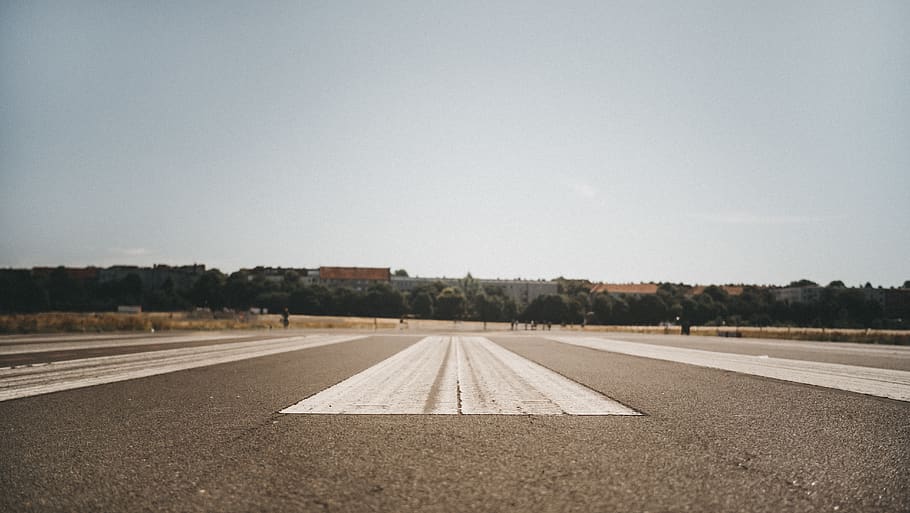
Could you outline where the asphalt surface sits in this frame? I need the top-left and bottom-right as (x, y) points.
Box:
(0, 331), (315, 367)
(1, 331), (908, 512)
(568, 331), (910, 371)
(0, 336), (270, 367)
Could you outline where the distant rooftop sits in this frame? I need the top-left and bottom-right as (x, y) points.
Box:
(590, 283), (746, 296)
(690, 285), (744, 296)
(319, 266), (390, 281)
(590, 283), (659, 295)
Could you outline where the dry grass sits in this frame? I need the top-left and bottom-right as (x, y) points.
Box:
(560, 324), (910, 345)
(0, 313), (521, 334)
(1, 312), (907, 345)
(0, 312), (401, 334)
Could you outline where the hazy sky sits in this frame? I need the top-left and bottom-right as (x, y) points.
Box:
(2, 1), (908, 286)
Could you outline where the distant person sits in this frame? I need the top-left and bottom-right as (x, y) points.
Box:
(281, 308), (290, 329)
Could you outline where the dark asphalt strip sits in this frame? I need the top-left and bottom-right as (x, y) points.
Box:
(568, 332), (910, 371)
(0, 334), (305, 367)
(493, 336), (910, 512)
(0, 335), (419, 513)
(1, 334), (907, 513)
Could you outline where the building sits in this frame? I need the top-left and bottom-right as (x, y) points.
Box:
(590, 283), (660, 296)
(390, 276), (558, 306)
(476, 279), (558, 306)
(236, 267), (311, 285)
(300, 268), (320, 285)
(31, 267), (100, 283)
(318, 267), (390, 291)
(98, 264), (205, 289)
(771, 286), (825, 304)
(390, 276), (458, 292)
(98, 265), (141, 283)
(590, 283), (747, 297)
(689, 285), (745, 296)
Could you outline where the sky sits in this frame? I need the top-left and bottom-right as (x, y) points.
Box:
(1, 1), (908, 287)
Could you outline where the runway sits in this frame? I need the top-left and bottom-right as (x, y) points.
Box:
(281, 336), (638, 415)
(1, 329), (907, 512)
(0, 333), (367, 402)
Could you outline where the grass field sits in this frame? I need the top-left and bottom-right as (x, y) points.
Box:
(0, 312), (907, 345)
(0, 312), (400, 334)
(558, 323), (910, 345)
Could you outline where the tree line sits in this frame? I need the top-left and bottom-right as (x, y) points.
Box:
(1, 269), (907, 329)
(585, 282), (905, 329)
(0, 268), (521, 322)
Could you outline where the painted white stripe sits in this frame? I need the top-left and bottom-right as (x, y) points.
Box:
(0, 333), (163, 344)
(547, 336), (910, 402)
(0, 333), (254, 355)
(282, 336), (638, 415)
(281, 336), (457, 414)
(0, 334), (366, 402)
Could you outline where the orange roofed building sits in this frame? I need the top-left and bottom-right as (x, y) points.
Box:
(689, 285), (744, 296)
(590, 283), (659, 296)
(318, 267), (390, 291)
(590, 282), (745, 297)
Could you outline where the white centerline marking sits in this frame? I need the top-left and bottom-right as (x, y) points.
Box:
(0, 334), (367, 402)
(547, 336), (910, 402)
(281, 336), (638, 415)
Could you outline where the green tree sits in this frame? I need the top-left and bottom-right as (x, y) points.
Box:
(224, 273), (267, 309)
(435, 287), (466, 320)
(555, 278), (593, 296)
(591, 293), (612, 324)
(362, 283), (406, 318)
(330, 287), (359, 316)
(46, 267), (89, 310)
(461, 273), (479, 301)
(189, 270), (226, 308)
(693, 294), (720, 324)
(0, 270), (48, 313)
(522, 294), (569, 323)
(255, 291), (291, 313)
(627, 294), (667, 324)
(471, 292), (503, 323)
(701, 285), (729, 303)
(288, 286), (331, 315)
(657, 283), (686, 303)
(610, 296), (631, 324)
(409, 290), (434, 318)
(282, 270), (301, 288)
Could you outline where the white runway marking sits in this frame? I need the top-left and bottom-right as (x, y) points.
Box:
(281, 336), (638, 415)
(547, 336), (910, 402)
(0, 332), (163, 344)
(0, 334), (366, 402)
(0, 332), (253, 355)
